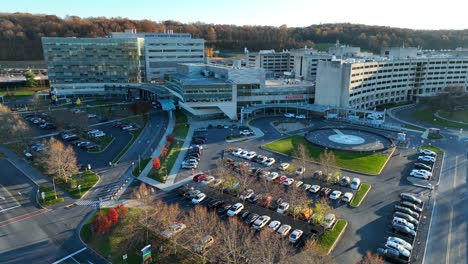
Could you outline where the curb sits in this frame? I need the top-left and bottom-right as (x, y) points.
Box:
(349, 184), (372, 207)
(4, 159), (43, 208)
(226, 136), (253, 143)
(87, 137), (116, 154)
(77, 209), (112, 264)
(77, 171), (102, 200)
(376, 147), (396, 175)
(324, 219), (348, 255)
(422, 199), (436, 264)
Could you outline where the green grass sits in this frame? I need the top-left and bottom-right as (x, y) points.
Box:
(318, 219), (347, 253)
(439, 109), (468, 123)
(57, 170), (99, 199)
(148, 140), (183, 183)
(350, 183), (371, 207)
(403, 124), (426, 131)
(0, 87), (46, 96)
(314, 43), (335, 52)
(420, 145), (444, 154)
(112, 129), (142, 163)
(411, 108), (468, 129)
(263, 135), (389, 175)
(89, 136), (115, 153)
(173, 110), (189, 139)
(132, 158), (151, 177)
(428, 133), (443, 140)
(38, 185), (64, 207)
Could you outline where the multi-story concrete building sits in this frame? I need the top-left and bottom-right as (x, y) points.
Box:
(315, 48), (468, 109)
(246, 50), (293, 78)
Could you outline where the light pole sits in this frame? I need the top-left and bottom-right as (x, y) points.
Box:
(52, 177), (57, 199)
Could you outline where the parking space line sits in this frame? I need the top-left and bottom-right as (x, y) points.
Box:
(52, 247), (87, 264)
(70, 257), (80, 264)
(0, 184), (21, 207)
(0, 204), (22, 213)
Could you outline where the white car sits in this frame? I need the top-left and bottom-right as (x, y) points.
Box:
(284, 113), (295, 118)
(227, 203), (244, 216)
(295, 166), (306, 176)
(295, 181), (304, 188)
(385, 241), (411, 258)
(201, 176), (215, 185)
(122, 125), (134, 130)
(411, 169), (432, 177)
(279, 163), (290, 171)
(409, 171), (429, 180)
(266, 172), (279, 181)
(283, 178), (295, 186)
(322, 213), (336, 229)
(191, 193), (207, 204)
(387, 236), (413, 251)
(252, 215), (271, 230)
(329, 190), (342, 200)
(240, 189), (254, 201)
(350, 178), (361, 190)
(239, 150), (249, 158)
(418, 156), (436, 163)
(240, 130), (253, 136)
(342, 192), (354, 203)
(276, 202), (290, 214)
(264, 158), (276, 167)
(420, 149), (437, 157)
(267, 220), (281, 231)
(277, 224), (292, 237)
(295, 114), (306, 119)
(309, 185), (321, 194)
(160, 223), (186, 239)
(232, 148), (243, 156)
(245, 151), (257, 160)
(289, 229), (304, 243)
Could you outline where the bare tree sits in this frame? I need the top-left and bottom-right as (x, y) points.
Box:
(357, 251), (384, 264)
(291, 240), (335, 264)
(319, 150), (340, 185)
(0, 104), (33, 146)
(41, 137), (79, 186)
(285, 184), (310, 220)
(215, 218), (255, 264)
(294, 143), (310, 179)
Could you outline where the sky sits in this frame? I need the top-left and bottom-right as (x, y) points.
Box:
(3, 0), (468, 30)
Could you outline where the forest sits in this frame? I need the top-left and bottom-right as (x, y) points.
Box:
(0, 12), (467, 60)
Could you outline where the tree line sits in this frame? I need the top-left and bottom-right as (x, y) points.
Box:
(1, 12), (468, 60)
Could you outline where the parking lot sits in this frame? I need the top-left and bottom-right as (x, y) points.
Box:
(169, 116), (437, 263)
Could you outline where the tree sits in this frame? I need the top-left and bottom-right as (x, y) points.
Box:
(107, 208), (119, 224)
(75, 98), (81, 105)
(0, 103), (33, 146)
(25, 69), (38, 87)
(311, 197), (332, 225)
(152, 157), (161, 170)
(294, 143), (310, 179)
(357, 251), (385, 264)
(115, 204), (128, 217)
(92, 212), (112, 234)
(160, 147), (168, 159)
(129, 101), (151, 116)
(41, 137), (79, 186)
(318, 150), (340, 184)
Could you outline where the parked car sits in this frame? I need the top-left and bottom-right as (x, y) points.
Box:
(400, 193), (423, 205)
(295, 167), (305, 176)
(257, 156), (268, 164)
(395, 205), (420, 219)
(411, 169), (432, 177)
(295, 181), (304, 188)
(227, 203), (244, 216)
(400, 201), (423, 213)
(244, 213), (259, 226)
(420, 149), (437, 157)
(278, 175), (288, 184)
(350, 178), (361, 190)
(201, 176), (215, 185)
(264, 158), (276, 167)
(193, 173), (208, 182)
(209, 179), (224, 188)
(276, 202), (290, 214)
(414, 162), (432, 171)
(387, 236), (413, 251)
(283, 178), (295, 186)
(284, 113), (295, 118)
(178, 185), (194, 196)
(277, 224), (292, 237)
(252, 215), (271, 230)
(301, 184), (311, 191)
(192, 193), (207, 204)
(340, 176), (351, 187)
(289, 229), (304, 243)
(267, 220), (281, 232)
(160, 223), (186, 239)
(309, 185), (321, 194)
(247, 193), (261, 204)
(207, 199), (224, 210)
(320, 187), (332, 197)
(342, 192), (354, 203)
(279, 163), (290, 171)
(240, 130), (253, 136)
(385, 241), (411, 258)
(417, 156), (435, 163)
(409, 170), (430, 180)
(322, 213), (336, 229)
(329, 190), (342, 200)
(394, 212), (419, 226)
(268, 197), (283, 210)
(232, 148), (244, 156)
(295, 114), (306, 119)
(392, 223), (416, 237)
(182, 162), (197, 169)
(217, 204), (232, 216)
(185, 190), (201, 199)
(257, 195), (273, 207)
(266, 172), (279, 181)
(393, 217), (415, 230)
(240, 189), (255, 201)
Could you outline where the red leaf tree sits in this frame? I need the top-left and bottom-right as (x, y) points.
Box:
(92, 212), (111, 234)
(153, 157), (161, 170)
(115, 204), (128, 217)
(107, 208), (119, 224)
(160, 147), (168, 159)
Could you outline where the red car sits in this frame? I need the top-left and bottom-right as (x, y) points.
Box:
(279, 175), (288, 184)
(193, 173), (208, 182)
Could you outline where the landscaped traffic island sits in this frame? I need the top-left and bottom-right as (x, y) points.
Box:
(263, 135), (390, 175)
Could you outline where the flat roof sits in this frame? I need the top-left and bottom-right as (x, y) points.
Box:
(265, 79), (314, 86)
(170, 73), (229, 85)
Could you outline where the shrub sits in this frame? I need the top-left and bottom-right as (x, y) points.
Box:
(107, 208), (119, 224)
(152, 157), (161, 170)
(92, 212), (111, 234)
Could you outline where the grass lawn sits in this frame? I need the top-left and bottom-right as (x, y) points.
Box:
(132, 158), (150, 177)
(428, 133), (443, 140)
(173, 110), (189, 139)
(439, 109), (468, 123)
(0, 87), (47, 96)
(318, 219), (347, 254)
(81, 208), (200, 264)
(350, 183), (372, 207)
(420, 145), (444, 155)
(38, 185), (64, 207)
(263, 135), (389, 175)
(148, 140), (183, 183)
(89, 135), (115, 153)
(112, 129), (142, 163)
(58, 170), (100, 199)
(403, 124), (426, 131)
(314, 43), (335, 52)
(411, 108), (468, 129)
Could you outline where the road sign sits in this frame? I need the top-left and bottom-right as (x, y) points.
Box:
(141, 245), (152, 263)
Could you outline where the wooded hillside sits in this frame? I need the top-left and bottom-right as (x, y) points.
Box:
(0, 13), (467, 60)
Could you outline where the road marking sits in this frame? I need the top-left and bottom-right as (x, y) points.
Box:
(70, 257), (80, 264)
(0, 184), (21, 207)
(0, 208), (48, 227)
(0, 204), (21, 213)
(52, 247), (87, 264)
(446, 155), (459, 264)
